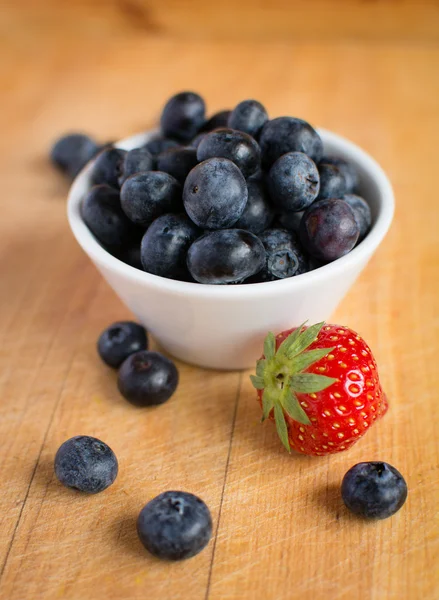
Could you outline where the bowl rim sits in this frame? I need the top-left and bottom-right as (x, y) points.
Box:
(67, 128), (394, 300)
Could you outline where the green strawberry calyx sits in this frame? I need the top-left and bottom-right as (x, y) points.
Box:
(250, 322), (337, 452)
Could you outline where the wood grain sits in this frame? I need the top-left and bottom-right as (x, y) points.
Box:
(1, 3), (439, 599)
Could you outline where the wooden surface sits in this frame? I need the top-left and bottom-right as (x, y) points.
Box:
(1, 2), (439, 599)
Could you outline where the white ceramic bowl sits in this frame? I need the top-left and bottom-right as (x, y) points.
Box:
(67, 129), (394, 370)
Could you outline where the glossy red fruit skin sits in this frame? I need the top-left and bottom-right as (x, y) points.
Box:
(257, 324), (388, 456)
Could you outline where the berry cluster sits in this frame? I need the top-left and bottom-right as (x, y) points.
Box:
(52, 93), (372, 284)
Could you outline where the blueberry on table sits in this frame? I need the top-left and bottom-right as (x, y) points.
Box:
(228, 99), (268, 139)
(187, 229), (266, 284)
(118, 147), (154, 187)
(234, 180), (274, 234)
(54, 436), (118, 493)
(118, 351), (179, 406)
(343, 194), (372, 242)
(254, 228), (309, 282)
(140, 213), (200, 280)
(143, 136), (180, 156)
(98, 321), (148, 368)
(259, 117), (323, 168)
(160, 91), (206, 142)
(197, 128), (261, 178)
(82, 184), (136, 248)
(321, 156), (359, 193)
(317, 163), (347, 200)
(121, 172), (181, 226)
(50, 133), (100, 179)
(90, 147), (126, 189)
(137, 491), (212, 561)
(276, 210), (305, 233)
(341, 462), (408, 519)
(268, 152), (320, 212)
(183, 158), (248, 229)
(200, 109), (231, 132)
(156, 147), (198, 184)
(299, 198), (359, 261)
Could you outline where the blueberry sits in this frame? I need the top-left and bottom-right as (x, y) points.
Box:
(343, 194), (372, 242)
(140, 214), (200, 280)
(254, 228), (309, 282)
(189, 132), (207, 150)
(82, 184), (136, 248)
(160, 92), (206, 142)
(197, 128), (261, 178)
(54, 436), (118, 494)
(234, 180), (274, 234)
(228, 99), (268, 139)
(183, 158), (248, 229)
(322, 156), (358, 193)
(200, 110), (231, 132)
(120, 172), (181, 226)
(118, 351), (179, 406)
(156, 147), (198, 184)
(143, 136), (180, 156)
(341, 462), (408, 519)
(50, 133), (100, 179)
(118, 148), (154, 186)
(259, 117), (323, 168)
(137, 491), (212, 561)
(317, 163), (347, 200)
(276, 210), (305, 234)
(113, 242), (143, 270)
(90, 147), (126, 189)
(268, 152), (320, 212)
(187, 229), (266, 284)
(97, 321), (148, 368)
(299, 198), (359, 261)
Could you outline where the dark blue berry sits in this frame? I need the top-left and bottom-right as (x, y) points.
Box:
(276, 210), (305, 234)
(228, 99), (268, 139)
(317, 163), (347, 199)
(197, 128), (261, 178)
(322, 156), (358, 193)
(183, 158), (247, 229)
(82, 184), (136, 248)
(254, 228), (309, 282)
(118, 351), (179, 406)
(143, 136), (180, 156)
(137, 491), (212, 560)
(299, 198), (359, 261)
(54, 436), (118, 494)
(113, 242), (143, 270)
(341, 462), (407, 519)
(268, 152), (320, 212)
(140, 214), (200, 280)
(187, 229), (266, 284)
(343, 194), (372, 242)
(120, 172), (181, 226)
(91, 147), (126, 189)
(200, 110), (231, 132)
(189, 132), (207, 150)
(259, 117), (323, 168)
(118, 147), (154, 186)
(234, 180), (274, 234)
(97, 321), (148, 368)
(50, 133), (100, 179)
(156, 147), (198, 183)
(160, 92), (206, 142)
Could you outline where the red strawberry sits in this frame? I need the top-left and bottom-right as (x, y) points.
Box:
(251, 322), (388, 456)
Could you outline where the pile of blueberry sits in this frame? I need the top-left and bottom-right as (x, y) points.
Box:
(52, 92), (372, 284)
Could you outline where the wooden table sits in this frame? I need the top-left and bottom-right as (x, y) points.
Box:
(1, 2), (438, 598)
